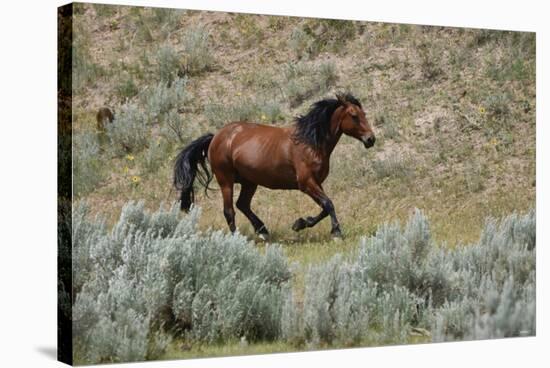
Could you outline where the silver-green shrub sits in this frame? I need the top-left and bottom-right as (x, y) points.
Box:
(160, 109), (194, 144)
(142, 76), (189, 124)
(106, 103), (149, 155)
(72, 202), (291, 364)
(471, 275), (535, 339)
(73, 132), (105, 196)
(71, 202), (534, 359)
(164, 229), (291, 342)
(282, 61), (338, 108)
(139, 76), (192, 144)
(290, 208), (535, 347)
(182, 25), (214, 75)
(288, 27), (315, 59)
(140, 139), (170, 174)
(371, 153), (415, 179)
(204, 98), (284, 127)
(433, 209), (536, 341)
(297, 255), (421, 347)
(156, 45), (181, 83)
(355, 210), (457, 307)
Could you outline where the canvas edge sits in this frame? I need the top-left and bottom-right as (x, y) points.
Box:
(58, 2), (74, 366)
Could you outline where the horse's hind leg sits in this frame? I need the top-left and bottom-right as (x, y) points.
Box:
(218, 178), (236, 233)
(236, 181), (269, 239)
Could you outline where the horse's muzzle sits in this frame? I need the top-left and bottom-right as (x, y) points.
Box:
(362, 135), (376, 149)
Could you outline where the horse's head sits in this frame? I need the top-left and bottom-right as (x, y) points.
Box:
(337, 94), (376, 149)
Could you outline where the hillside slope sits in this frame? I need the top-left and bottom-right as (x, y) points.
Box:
(71, 3), (535, 247)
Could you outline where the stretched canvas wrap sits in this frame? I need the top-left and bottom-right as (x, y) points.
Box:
(58, 2), (536, 365)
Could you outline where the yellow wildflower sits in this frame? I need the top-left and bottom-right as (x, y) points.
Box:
(123, 166), (129, 174)
(131, 176), (141, 184)
(479, 106), (486, 114)
(261, 114), (267, 121)
(126, 154), (135, 161)
(490, 138), (498, 146)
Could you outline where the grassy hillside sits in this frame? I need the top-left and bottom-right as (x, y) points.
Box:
(72, 4), (535, 248)
(69, 3), (535, 361)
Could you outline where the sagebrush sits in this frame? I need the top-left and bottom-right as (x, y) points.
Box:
(71, 203), (535, 363)
(72, 202), (291, 364)
(282, 208), (535, 346)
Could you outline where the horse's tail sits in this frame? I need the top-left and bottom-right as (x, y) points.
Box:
(173, 133), (215, 211)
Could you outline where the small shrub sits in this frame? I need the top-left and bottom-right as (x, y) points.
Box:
(204, 98), (285, 127)
(484, 93), (511, 123)
(156, 45), (181, 84)
(160, 110), (193, 143)
(140, 139), (170, 174)
(204, 101), (256, 127)
(417, 42), (444, 82)
(431, 299), (475, 341)
(106, 103), (149, 155)
(73, 132), (105, 196)
(463, 163), (485, 193)
(262, 100), (285, 123)
(299, 19), (357, 55)
(72, 22), (105, 91)
(288, 27), (315, 59)
(469, 29), (499, 47)
(93, 3), (116, 18)
(371, 153), (414, 179)
(318, 61), (338, 89)
(285, 80), (316, 108)
(238, 68), (278, 90)
(182, 25), (214, 75)
(142, 76), (189, 124)
(234, 14), (264, 48)
(376, 112), (400, 140)
(282, 61), (338, 108)
(281, 290), (305, 346)
(470, 276), (535, 339)
(300, 255), (418, 346)
(114, 73), (139, 101)
(150, 7), (184, 38)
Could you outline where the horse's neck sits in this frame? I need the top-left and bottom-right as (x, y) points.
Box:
(324, 130), (343, 157)
(324, 108), (345, 156)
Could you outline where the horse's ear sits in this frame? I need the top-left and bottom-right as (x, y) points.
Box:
(336, 93), (347, 105)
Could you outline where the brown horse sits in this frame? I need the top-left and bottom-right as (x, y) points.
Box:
(173, 93), (375, 238)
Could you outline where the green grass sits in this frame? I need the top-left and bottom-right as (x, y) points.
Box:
(162, 339), (299, 361)
(161, 333), (431, 361)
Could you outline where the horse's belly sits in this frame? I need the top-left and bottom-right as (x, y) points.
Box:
(236, 163), (298, 189)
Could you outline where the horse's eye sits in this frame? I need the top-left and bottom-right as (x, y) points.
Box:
(352, 115), (360, 124)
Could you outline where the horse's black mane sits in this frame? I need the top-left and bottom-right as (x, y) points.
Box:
(293, 93), (362, 149)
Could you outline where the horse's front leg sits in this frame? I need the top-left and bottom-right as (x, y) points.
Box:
(292, 209), (327, 231)
(294, 177), (342, 238)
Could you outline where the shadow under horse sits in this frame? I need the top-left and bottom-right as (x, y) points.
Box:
(174, 93), (376, 239)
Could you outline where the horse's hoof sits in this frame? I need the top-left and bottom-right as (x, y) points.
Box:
(331, 230), (343, 240)
(292, 218), (307, 232)
(258, 233), (268, 241)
